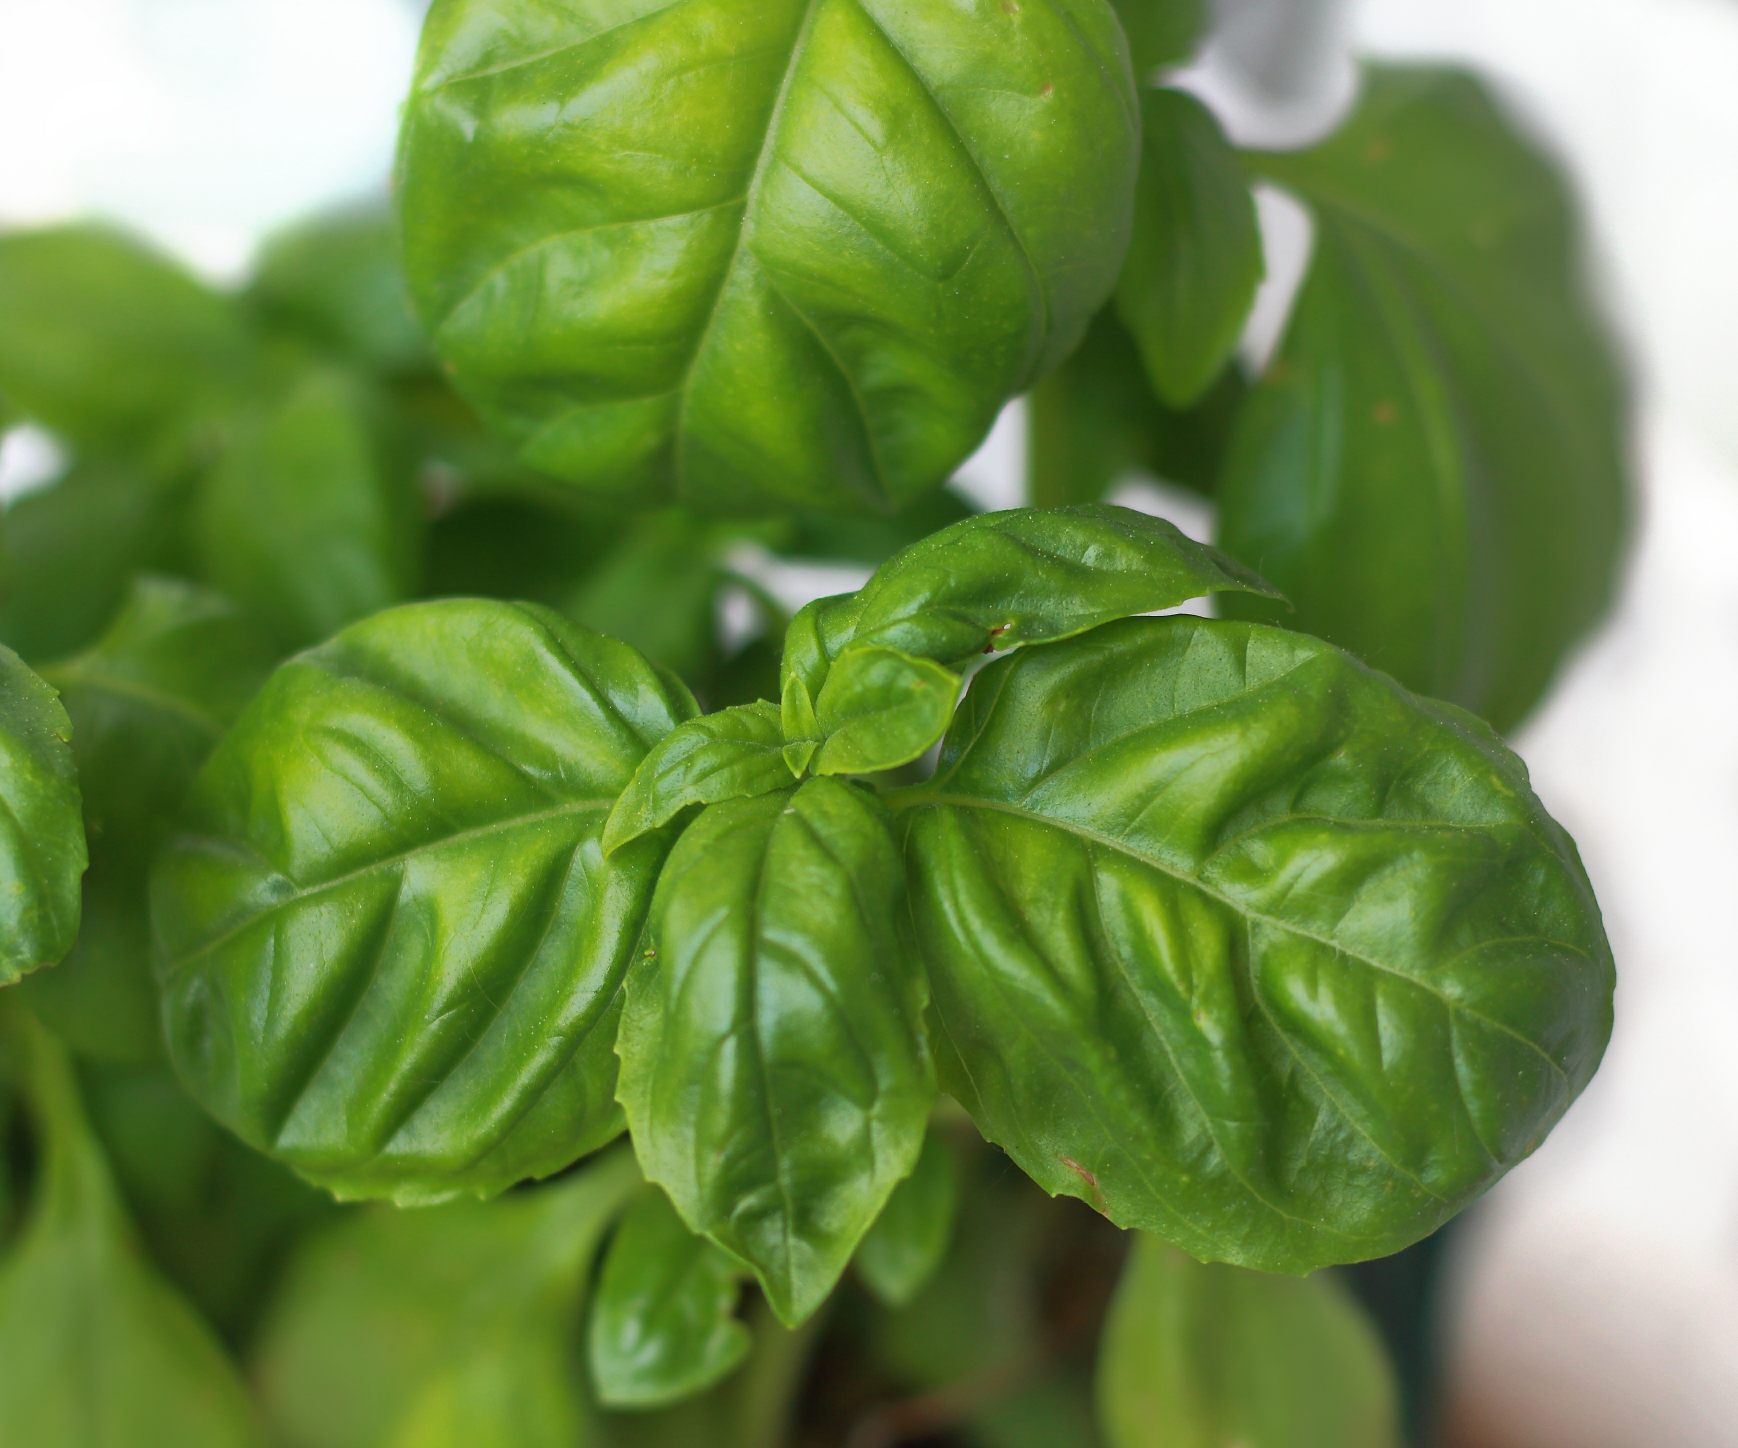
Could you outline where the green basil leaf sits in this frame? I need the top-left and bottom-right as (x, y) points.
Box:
(254, 1149), (639, 1448)
(855, 1126), (959, 1308)
(1110, 0), (1208, 74)
(1117, 89), (1263, 408)
(897, 616), (1613, 1273)
(195, 369), (424, 648)
(617, 779), (933, 1326)
(0, 1013), (262, 1446)
(152, 598), (697, 1204)
(807, 646), (960, 779)
(605, 701), (790, 856)
(249, 204), (434, 378)
(398, 0), (1140, 514)
(588, 1186), (753, 1409)
(1098, 1238), (1401, 1447)
(0, 463), (192, 664)
(0, 645), (85, 985)
(0, 224), (256, 451)
(1221, 65), (1631, 731)
(19, 579), (277, 1060)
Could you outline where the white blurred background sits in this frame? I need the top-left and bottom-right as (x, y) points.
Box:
(2, 1), (1734, 1442)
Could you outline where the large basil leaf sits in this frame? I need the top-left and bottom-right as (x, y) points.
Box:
(254, 1149), (639, 1448)
(617, 779), (932, 1326)
(1116, 88), (1262, 407)
(1097, 1238), (1400, 1447)
(152, 599), (697, 1203)
(1219, 66), (1631, 732)
(398, 0), (1140, 514)
(0, 645), (85, 985)
(20, 580), (278, 1061)
(0, 224), (256, 451)
(0, 1012), (262, 1446)
(194, 370), (424, 648)
(897, 616), (1613, 1273)
(588, 1186), (752, 1409)
(855, 1124), (959, 1308)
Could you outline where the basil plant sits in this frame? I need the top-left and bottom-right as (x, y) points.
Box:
(0, 0), (1629, 1441)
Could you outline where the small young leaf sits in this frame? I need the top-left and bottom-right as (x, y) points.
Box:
(0, 224), (256, 450)
(898, 616), (1613, 1273)
(152, 599), (697, 1204)
(1110, 0), (1209, 75)
(0, 645), (86, 985)
(194, 369), (423, 647)
(0, 1013), (263, 1446)
(1097, 1238), (1401, 1448)
(1116, 89), (1263, 408)
(604, 702), (791, 855)
(588, 1187), (752, 1410)
(808, 647), (961, 779)
(856, 1127), (959, 1308)
(617, 780), (933, 1327)
(1221, 65), (1631, 731)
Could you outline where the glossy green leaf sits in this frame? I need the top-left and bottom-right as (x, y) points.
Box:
(20, 579), (277, 1060)
(617, 779), (933, 1326)
(1110, 0), (1208, 74)
(254, 1149), (639, 1448)
(588, 1186), (752, 1409)
(806, 646), (961, 779)
(0, 1012), (262, 1446)
(897, 616), (1613, 1273)
(152, 599), (697, 1204)
(0, 224), (256, 450)
(398, 0), (1140, 514)
(604, 701), (790, 856)
(1117, 88), (1263, 407)
(1098, 1238), (1401, 1448)
(195, 369), (423, 648)
(250, 204), (434, 377)
(855, 1126), (959, 1308)
(1220, 65), (1631, 731)
(0, 645), (85, 985)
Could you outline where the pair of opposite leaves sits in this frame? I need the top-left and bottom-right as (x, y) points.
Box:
(130, 504), (1614, 1329)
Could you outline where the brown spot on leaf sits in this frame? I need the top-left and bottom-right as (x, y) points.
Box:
(983, 624), (1011, 655)
(1373, 400), (1398, 425)
(1061, 1156), (1109, 1215)
(1039, 82), (1055, 99)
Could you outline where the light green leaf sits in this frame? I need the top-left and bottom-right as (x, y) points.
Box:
(254, 1148), (639, 1448)
(604, 701), (791, 855)
(0, 224), (256, 450)
(194, 369), (423, 648)
(152, 599), (697, 1204)
(897, 616), (1613, 1273)
(0, 1012), (263, 1447)
(588, 1187), (753, 1409)
(1220, 65), (1631, 731)
(398, 0), (1140, 513)
(1098, 1238), (1401, 1448)
(855, 1126), (959, 1308)
(618, 779), (933, 1326)
(0, 645), (85, 985)
(1110, 0), (1209, 75)
(1117, 88), (1263, 407)
(20, 579), (278, 1061)
(807, 646), (960, 779)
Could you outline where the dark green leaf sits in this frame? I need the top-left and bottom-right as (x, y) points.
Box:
(0, 1012), (262, 1446)
(397, 0), (1140, 513)
(1117, 89), (1263, 407)
(897, 616), (1613, 1273)
(1098, 1238), (1401, 1447)
(855, 1126), (959, 1308)
(0, 224), (256, 450)
(1110, 0), (1209, 74)
(194, 369), (424, 647)
(0, 645), (85, 985)
(588, 1186), (752, 1409)
(1220, 65), (1631, 731)
(604, 702), (791, 856)
(784, 486), (978, 566)
(249, 204), (434, 377)
(152, 599), (697, 1204)
(617, 779), (933, 1326)
(253, 1149), (639, 1448)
